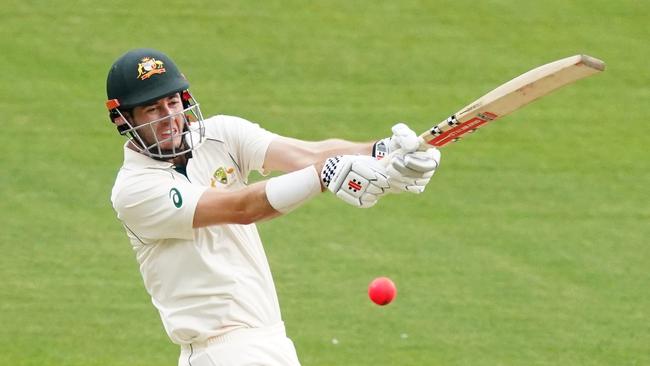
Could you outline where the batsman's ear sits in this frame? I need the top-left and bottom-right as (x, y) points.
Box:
(106, 99), (130, 135)
(109, 109), (124, 124)
(106, 99), (121, 124)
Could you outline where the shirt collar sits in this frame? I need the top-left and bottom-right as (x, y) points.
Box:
(121, 141), (174, 170)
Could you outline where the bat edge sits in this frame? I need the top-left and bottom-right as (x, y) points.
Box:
(578, 54), (606, 72)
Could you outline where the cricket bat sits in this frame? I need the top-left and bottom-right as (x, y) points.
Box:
(421, 54), (605, 148)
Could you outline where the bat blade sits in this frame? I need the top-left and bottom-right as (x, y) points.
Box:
(422, 54), (605, 148)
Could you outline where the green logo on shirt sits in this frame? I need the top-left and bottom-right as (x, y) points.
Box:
(169, 188), (183, 208)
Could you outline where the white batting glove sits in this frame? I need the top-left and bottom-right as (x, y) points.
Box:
(372, 122), (420, 159)
(321, 155), (390, 208)
(386, 148), (441, 194)
(372, 122), (442, 194)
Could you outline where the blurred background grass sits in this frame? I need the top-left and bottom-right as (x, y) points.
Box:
(0, 0), (648, 365)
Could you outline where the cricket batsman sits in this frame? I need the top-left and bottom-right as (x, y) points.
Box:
(106, 48), (440, 366)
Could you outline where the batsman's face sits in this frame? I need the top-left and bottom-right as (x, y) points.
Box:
(131, 94), (185, 150)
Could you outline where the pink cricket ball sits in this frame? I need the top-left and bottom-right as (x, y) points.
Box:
(368, 277), (397, 305)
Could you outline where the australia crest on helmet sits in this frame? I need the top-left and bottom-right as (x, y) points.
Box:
(137, 57), (166, 80)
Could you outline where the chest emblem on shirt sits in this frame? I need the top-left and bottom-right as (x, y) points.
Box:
(210, 167), (236, 187)
(169, 188), (183, 208)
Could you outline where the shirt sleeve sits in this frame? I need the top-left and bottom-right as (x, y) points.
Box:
(215, 115), (276, 178)
(112, 172), (208, 241)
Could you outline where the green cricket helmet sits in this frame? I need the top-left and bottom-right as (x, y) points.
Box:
(105, 48), (205, 159)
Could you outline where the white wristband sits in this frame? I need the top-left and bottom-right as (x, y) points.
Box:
(265, 165), (322, 213)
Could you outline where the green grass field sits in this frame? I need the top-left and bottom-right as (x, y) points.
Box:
(1, 0), (648, 365)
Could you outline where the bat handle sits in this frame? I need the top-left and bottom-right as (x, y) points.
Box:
(416, 136), (428, 151)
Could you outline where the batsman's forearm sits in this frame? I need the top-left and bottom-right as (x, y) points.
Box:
(193, 182), (281, 227)
(309, 139), (374, 158)
(194, 165), (325, 227)
(264, 136), (374, 173)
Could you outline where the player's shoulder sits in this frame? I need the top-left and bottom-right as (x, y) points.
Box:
(204, 114), (257, 132)
(202, 114), (266, 143)
(111, 166), (175, 208)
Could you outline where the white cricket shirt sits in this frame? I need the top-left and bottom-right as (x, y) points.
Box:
(111, 115), (281, 345)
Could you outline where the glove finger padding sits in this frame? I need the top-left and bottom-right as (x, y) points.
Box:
(388, 173), (433, 185)
(390, 148), (440, 175)
(387, 174), (430, 194)
(389, 156), (427, 178)
(385, 147), (440, 194)
(351, 157), (390, 189)
(403, 149), (440, 172)
(389, 182), (426, 194)
(372, 122), (420, 159)
(391, 123), (420, 153)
